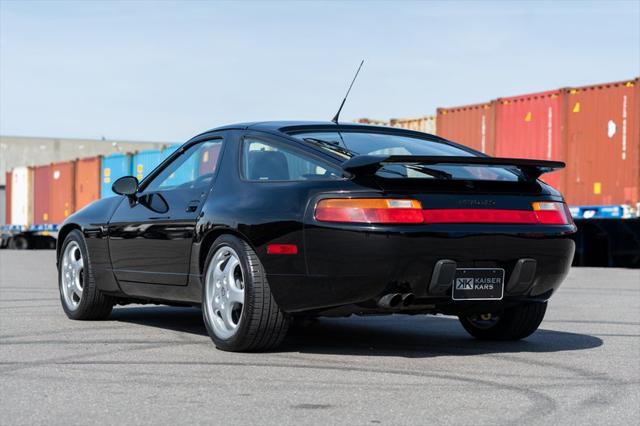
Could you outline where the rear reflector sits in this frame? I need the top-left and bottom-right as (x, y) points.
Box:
(266, 244), (298, 255)
(315, 199), (573, 225)
(315, 198), (424, 224)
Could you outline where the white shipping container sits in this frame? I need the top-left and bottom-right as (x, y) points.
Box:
(390, 116), (437, 134)
(10, 167), (33, 226)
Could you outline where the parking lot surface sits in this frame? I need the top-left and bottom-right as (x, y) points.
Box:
(1, 250), (638, 425)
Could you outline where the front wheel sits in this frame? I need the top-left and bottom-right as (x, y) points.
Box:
(458, 302), (547, 341)
(58, 230), (114, 320)
(202, 235), (289, 352)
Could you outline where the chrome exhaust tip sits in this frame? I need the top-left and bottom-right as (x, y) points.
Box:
(401, 293), (415, 307)
(376, 293), (403, 309)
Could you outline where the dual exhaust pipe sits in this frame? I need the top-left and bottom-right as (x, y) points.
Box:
(376, 292), (415, 309)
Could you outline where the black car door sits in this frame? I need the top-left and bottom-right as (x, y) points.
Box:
(108, 137), (225, 286)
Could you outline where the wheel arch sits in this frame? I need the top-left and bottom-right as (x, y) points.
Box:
(56, 223), (81, 267)
(197, 227), (256, 275)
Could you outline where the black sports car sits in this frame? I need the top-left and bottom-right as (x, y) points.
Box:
(57, 121), (576, 351)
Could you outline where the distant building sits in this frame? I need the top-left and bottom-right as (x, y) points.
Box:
(0, 135), (171, 186)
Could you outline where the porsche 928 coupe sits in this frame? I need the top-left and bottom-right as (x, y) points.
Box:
(57, 121), (576, 351)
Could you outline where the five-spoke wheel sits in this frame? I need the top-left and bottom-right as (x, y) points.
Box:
(204, 246), (245, 339)
(61, 241), (84, 310)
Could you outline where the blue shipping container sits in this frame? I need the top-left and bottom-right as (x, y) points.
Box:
(159, 144), (197, 188)
(101, 153), (133, 198)
(569, 205), (633, 219)
(132, 150), (166, 182)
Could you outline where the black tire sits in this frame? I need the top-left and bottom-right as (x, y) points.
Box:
(9, 236), (29, 250)
(458, 302), (547, 341)
(202, 235), (289, 352)
(58, 230), (114, 320)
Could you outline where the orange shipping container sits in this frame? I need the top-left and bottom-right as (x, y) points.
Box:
(75, 157), (101, 210)
(436, 102), (496, 154)
(50, 161), (75, 224)
(33, 165), (51, 224)
(564, 79), (640, 206)
(495, 90), (566, 190)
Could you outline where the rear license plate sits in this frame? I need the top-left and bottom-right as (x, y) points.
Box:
(452, 268), (505, 301)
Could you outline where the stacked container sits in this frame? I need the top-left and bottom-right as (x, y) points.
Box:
(12, 167), (34, 226)
(436, 102), (496, 154)
(75, 157), (101, 211)
(563, 79), (639, 206)
(49, 161), (75, 224)
(4, 171), (11, 225)
(390, 116), (436, 134)
(495, 90), (566, 190)
(101, 153), (132, 198)
(33, 165), (51, 224)
(132, 150), (168, 182)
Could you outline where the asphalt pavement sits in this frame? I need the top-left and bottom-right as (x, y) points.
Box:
(1, 250), (638, 425)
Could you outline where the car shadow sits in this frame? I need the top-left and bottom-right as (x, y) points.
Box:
(110, 306), (603, 357)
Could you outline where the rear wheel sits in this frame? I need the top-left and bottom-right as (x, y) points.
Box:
(458, 302), (547, 340)
(58, 230), (114, 320)
(202, 235), (289, 352)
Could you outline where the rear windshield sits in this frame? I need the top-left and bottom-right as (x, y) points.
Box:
(290, 131), (519, 181)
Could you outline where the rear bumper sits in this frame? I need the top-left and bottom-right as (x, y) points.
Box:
(268, 227), (575, 313)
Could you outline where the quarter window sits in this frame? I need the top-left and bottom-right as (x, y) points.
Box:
(145, 140), (223, 191)
(243, 138), (343, 181)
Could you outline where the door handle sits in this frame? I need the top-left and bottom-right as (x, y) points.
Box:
(185, 200), (200, 213)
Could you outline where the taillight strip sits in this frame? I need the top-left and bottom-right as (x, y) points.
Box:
(314, 199), (573, 225)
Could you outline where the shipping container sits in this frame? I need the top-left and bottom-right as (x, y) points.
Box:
(132, 150), (166, 182)
(436, 102), (496, 154)
(495, 90), (566, 190)
(354, 118), (389, 126)
(101, 153), (132, 198)
(0, 187), (5, 226)
(75, 156), (101, 210)
(13, 166), (34, 226)
(33, 165), (51, 224)
(389, 115), (436, 134)
(564, 79), (639, 206)
(49, 161), (75, 224)
(5, 171), (11, 224)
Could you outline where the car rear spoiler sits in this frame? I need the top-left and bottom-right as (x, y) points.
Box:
(341, 155), (565, 181)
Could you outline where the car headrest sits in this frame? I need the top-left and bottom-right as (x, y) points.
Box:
(248, 150), (290, 180)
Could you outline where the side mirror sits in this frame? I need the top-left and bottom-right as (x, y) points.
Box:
(112, 176), (139, 197)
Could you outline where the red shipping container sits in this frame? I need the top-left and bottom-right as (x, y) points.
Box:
(33, 165), (52, 224)
(50, 161), (76, 224)
(5, 171), (11, 225)
(564, 79), (640, 206)
(75, 157), (101, 211)
(436, 102), (496, 154)
(495, 90), (566, 190)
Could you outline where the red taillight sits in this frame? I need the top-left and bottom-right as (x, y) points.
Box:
(266, 244), (298, 255)
(315, 199), (573, 225)
(422, 209), (539, 224)
(532, 201), (574, 225)
(315, 198), (423, 224)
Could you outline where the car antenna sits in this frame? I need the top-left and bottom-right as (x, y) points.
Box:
(331, 59), (364, 124)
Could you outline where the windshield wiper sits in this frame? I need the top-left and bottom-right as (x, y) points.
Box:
(302, 138), (357, 158)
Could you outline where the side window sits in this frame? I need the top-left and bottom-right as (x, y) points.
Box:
(243, 138), (343, 181)
(145, 139), (223, 191)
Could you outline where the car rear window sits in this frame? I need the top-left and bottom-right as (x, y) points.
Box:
(290, 131), (519, 182)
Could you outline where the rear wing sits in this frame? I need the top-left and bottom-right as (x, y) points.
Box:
(341, 155), (565, 181)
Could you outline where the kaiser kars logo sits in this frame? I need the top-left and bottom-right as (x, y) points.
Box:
(455, 278), (474, 290)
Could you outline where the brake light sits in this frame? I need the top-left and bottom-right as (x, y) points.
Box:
(532, 201), (574, 225)
(315, 198), (424, 224)
(315, 199), (573, 225)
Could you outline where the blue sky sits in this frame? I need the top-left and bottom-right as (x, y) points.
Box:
(1, 0), (638, 142)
